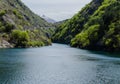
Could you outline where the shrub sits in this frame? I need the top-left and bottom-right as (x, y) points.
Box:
(27, 41), (45, 47)
(105, 38), (112, 46)
(13, 9), (23, 19)
(5, 23), (14, 32)
(11, 30), (30, 47)
(0, 10), (6, 16)
(0, 26), (5, 32)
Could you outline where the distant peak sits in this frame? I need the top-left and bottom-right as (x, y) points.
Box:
(41, 15), (56, 23)
(42, 15), (46, 17)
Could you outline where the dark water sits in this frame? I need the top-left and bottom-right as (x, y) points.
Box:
(0, 43), (120, 84)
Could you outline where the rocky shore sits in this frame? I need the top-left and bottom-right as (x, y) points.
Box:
(0, 40), (13, 48)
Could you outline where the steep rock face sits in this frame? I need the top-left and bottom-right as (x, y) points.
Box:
(0, 0), (52, 48)
(53, 0), (120, 52)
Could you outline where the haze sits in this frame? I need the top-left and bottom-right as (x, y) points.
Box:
(21, 0), (91, 21)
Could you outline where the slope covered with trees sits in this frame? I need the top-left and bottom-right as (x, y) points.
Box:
(52, 0), (120, 52)
(0, 0), (52, 48)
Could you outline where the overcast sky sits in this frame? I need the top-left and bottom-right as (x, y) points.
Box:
(21, 0), (91, 21)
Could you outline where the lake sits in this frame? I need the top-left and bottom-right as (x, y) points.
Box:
(0, 43), (120, 84)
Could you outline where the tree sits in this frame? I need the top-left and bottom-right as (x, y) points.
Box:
(11, 30), (29, 47)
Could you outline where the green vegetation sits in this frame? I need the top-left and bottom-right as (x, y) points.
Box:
(13, 9), (23, 19)
(0, 22), (14, 33)
(11, 30), (29, 47)
(0, 10), (6, 16)
(53, 0), (120, 52)
(71, 24), (100, 47)
(27, 41), (45, 47)
(52, 0), (103, 44)
(10, 29), (48, 47)
(0, 0), (53, 48)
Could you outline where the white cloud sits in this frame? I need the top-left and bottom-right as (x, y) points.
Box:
(21, 0), (92, 21)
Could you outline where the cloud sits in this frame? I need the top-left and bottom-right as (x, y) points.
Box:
(21, 0), (91, 21)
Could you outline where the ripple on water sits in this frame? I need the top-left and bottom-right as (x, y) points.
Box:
(0, 43), (120, 84)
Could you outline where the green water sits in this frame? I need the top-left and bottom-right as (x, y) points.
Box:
(0, 43), (120, 84)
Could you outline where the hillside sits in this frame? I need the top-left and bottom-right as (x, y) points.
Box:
(52, 0), (120, 52)
(0, 0), (52, 48)
(42, 15), (56, 23)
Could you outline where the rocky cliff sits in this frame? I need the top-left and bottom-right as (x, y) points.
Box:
(0, 0), (52, 48)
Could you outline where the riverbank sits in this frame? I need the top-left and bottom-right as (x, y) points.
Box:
(0, 40), (13, 48)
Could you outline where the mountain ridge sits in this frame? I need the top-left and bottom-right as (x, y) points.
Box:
(52, 0), (120, 52)
(42, 15), (56, 23)
(0, 0), (52, 48)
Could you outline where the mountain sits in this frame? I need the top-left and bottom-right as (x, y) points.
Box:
(52, 0), (120, 52)
(54, 19), (68, 27)
(0, 0), (52, 48)
(42, 15), (56, 23)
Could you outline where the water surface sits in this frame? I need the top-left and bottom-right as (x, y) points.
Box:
(0, 43), (120, 84)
